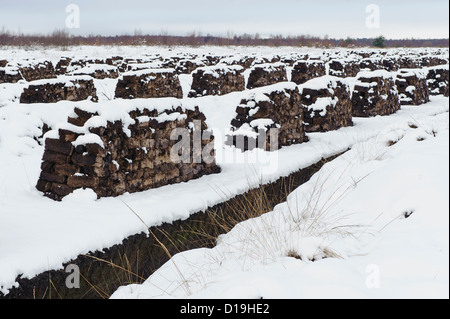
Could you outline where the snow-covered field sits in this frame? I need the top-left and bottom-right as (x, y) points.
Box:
(0, 46), (448, 298)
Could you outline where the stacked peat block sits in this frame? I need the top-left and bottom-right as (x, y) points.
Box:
(355, 51), (377, 59)
(299, 76), (353, 132)
(19, 60), (56, 82)
(115, 69), (183, 99)
(0, 66), (23, 83)
(227, 83), (307, 151)
(246, 62), (287, 89)
(188, 64), (245, 97)
(105, 56), (126, 73)
(291, 60), (326, 85)
(36, 100), (220, 200)
(422, 56), (448, 67)
(280, 53), (306, 66)
(55, 57), (72, 75)
(19, 76), (98, 103)
(220, 55), (256, 69)
(280, 57), (296, 66)
(351, 70), (400, 117)
(397, 56), (421, 69)
(327, 59), (360, 78)
(395, 69), (429, 105)
(380, 57), (399, 72)
(105, 56), (124, 67)
(239, 56), (256, 69)
(70, 64), (119, 79)
(202, 55), (222, 66)
(175, 59), (205, 74)
(267, 55), (281, 63)
(126, 60), (164, 72)
(426, 65), (449, 96)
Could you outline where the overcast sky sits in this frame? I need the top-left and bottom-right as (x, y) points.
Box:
(0, 0), (448, 39)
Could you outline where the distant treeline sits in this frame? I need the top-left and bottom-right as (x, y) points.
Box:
(0, 29), (448, 48)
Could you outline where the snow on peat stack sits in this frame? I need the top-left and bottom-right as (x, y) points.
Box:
(68, 64), (119, 79)
(175, 59), (206, 74)
(380, 57), (400, 72)
(395, 69), (430, 105)
(226, 82), (307, 151)
(219, 55), (256, 69)
(55, 57), (72, 75)
(290, 60), (326, 85)
(327, 58), (361, 78)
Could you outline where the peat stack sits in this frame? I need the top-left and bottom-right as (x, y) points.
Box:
(175, 59), (205, 74)
(395, 69), (430, 105)
(70, 64), (119, 79)
(19, 76), (98, 103)
(327, 59), (360, 78)
(426, 65), (449, 97)
(0, 66), (23, 84)
(352, 70), (400, 117)
(55, 57), (72, 75)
